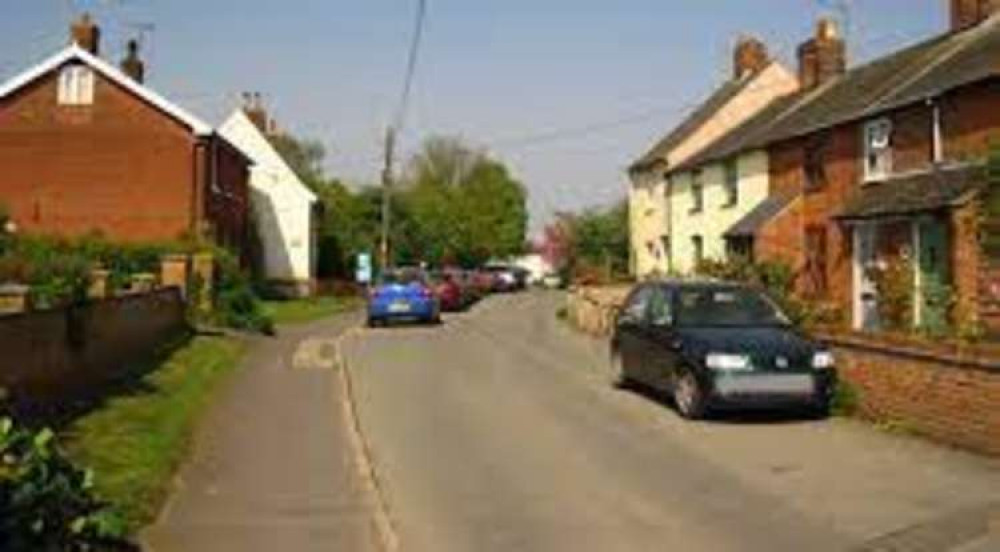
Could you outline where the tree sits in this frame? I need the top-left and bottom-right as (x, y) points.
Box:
(269, 133), (327, 191)
(397, 136), (527, 267)
(556, 201), (630, 284)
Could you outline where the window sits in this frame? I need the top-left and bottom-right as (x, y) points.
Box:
(622, 285), (654, 323)
(804, 131), (831, 191)
(804, 225), (828, 297)
(726, 236), (753, 262)
(690, 170), (704, 213)
(864, 118), (892, 181)
(692, 235), (704, 268)
(57, 65), (94, 105)
(647, 287), (673, 327)
(723, 160), (739, 207)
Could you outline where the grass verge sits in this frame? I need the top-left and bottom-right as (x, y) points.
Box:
(62, 335), (246, 534)
(263, 296), (359, 325)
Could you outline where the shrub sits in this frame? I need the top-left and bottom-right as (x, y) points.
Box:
(0, 418), (132, 551)
(210, 251), (274, 335)
(831, 380), (861, 417)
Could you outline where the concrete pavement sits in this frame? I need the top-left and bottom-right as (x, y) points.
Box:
(144, 313), (383, 552)
(341, 290), (1000, 552)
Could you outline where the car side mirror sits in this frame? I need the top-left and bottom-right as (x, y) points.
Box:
(617, 311), (641, 327)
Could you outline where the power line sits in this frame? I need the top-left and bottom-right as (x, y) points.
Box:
(394, 0), (428, 133)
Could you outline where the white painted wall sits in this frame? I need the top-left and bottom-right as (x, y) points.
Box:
(629, 61), (797, 279)
(219, 110), (318, 286)
(669, 150), (770, 274)
(629, 172), (669, 278)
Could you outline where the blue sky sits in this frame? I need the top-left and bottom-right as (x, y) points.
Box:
(3, 1), (945, 234)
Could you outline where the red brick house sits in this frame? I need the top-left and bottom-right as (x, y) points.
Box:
(0, 15), (251, 254)
(682, 2), (1000, 336)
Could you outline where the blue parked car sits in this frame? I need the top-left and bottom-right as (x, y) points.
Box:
(367, 268), (441, 327)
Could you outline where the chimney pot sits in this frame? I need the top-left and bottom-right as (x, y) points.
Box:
(120, 39), (145, 83)
(70, 12), (100, 55)
(733, 36), (769, 80)
(797, 17), (846, 91)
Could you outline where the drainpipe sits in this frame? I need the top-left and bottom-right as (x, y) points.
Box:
(929, 96), (943, 165)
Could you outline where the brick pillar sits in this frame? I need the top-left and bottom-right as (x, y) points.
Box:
(951, 201), (983, 329)
(160, 254), (189, 297)
(191, 252), (214, 313)
(88, 268), (109, 300)
(0, 284), (32, 314)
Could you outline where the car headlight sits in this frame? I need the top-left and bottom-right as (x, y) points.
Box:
(812, 351), (835, 370)
(705, 353), (752, 372)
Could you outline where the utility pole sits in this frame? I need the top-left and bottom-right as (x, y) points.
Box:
(380, 126), (397, 271)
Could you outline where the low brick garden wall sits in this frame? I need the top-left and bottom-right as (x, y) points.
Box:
(0, 288), (189, 414)
(815, 331), (1000, 456)
(566, 285), (1000, 457)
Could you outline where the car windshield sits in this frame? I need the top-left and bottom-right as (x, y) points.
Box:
(674, 287), (790, 328)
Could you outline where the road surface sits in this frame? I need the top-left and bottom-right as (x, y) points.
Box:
(342, 291), (1000, 552)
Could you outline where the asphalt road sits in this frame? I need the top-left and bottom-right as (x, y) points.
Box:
(342, 290), (1000, 552)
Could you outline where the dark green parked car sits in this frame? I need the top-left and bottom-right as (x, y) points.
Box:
(610, 280), (836, 420)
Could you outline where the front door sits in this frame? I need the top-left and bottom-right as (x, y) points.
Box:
(854, 224), (879, 330)
(638, 286), (678, 391)
(916, 219), (950, 331)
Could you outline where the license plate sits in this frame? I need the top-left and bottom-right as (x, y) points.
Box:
(716, 374), (814, 396)
(388, 302), (410, 313)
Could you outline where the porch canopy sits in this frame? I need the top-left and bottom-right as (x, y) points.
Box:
(724, 193), (797, 239)
(834, 164), (984, 222)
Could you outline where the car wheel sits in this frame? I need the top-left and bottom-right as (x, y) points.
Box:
(611, 352), (632, 389)
(367, 317), (380, 328)
(674, 370), (707, 420)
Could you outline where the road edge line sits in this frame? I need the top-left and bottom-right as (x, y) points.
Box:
(335, 329), (400, 552)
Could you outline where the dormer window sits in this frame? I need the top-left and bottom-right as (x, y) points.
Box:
(57, 65), (94, 105)
(863, 118), (892, 181)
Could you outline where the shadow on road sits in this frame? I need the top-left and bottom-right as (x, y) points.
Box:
(616, 382), (825, 426)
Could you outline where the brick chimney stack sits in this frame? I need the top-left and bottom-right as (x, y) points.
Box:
(950, 0), (1000, 32)
(797, 18), (846, 91)
(733, 36), (769, 80)
(70, 12), (100, 55)
(120, 40), (145, 83)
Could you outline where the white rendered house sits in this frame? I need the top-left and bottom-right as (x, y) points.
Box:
(219, 105), (318, 296)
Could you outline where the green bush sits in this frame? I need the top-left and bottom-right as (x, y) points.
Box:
(0, 418), (132, 551)
(831, 380), (861, 417)
(210, 251), (274, 335)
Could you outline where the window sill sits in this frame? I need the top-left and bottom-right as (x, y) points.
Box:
(721, 201), (738, 210)
(688, 208), (703, 215)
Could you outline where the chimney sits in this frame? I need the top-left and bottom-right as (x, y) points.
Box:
(120, 40), (145, 83)
(950, 0), (1000, 31)
(797, 18), (846, 91)
(733, 36), (769, 80)
(243, 92), (272, 134)
(70, 12), (100, 55)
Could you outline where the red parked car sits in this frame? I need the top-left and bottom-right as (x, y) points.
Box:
(431, 271), (464, 312)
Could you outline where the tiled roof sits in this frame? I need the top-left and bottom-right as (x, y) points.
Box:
(834, 164), (985, 221)
(673, 15), (1000, 174)
(723, 193), (797, 238)
(673, 92), (805, 173)
(630, 74), (756, 171)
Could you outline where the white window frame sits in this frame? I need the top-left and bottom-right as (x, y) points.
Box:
(863, 118), (893, 182)
(57, 65), (95, 106)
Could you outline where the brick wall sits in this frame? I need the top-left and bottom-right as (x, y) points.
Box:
(0, 65), (199, 242)
(0, 288), (188, 414)
(820, 330), (1000, 456)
